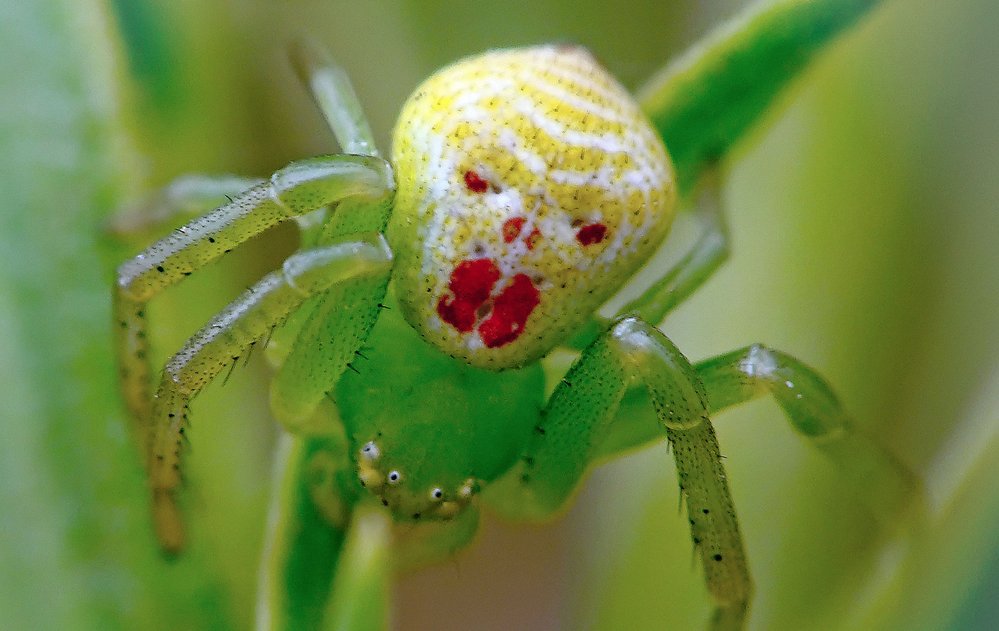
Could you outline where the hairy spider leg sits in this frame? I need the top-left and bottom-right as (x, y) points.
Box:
(113, 163), (392, 452)
(588, 343), (923, 531)
(114, 155), (393, 456)
(149, 235), (392, 551)
(268, 195), (394, 429)
(485, 317), (751, 630)
(111, 175), (266, 442)
(107, 174), (265, 235)
(563, 174), (918, 527)
(254, 45), (412, 626)
(259, 40), (399, 429)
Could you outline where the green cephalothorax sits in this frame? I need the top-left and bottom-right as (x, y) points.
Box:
(336, 287), (545, 522)
(113, 2), (920, 630)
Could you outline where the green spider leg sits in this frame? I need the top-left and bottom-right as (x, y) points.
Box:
(244, 45), (401, 628)
(113, 154), (392, 449)
(113, 37), (398, 552)
(564, 171), (919, 521)
(267, 192), (394, 429)
(290, 39), (380, 158)
(258, 40), (397, 430)
(694, 345), (922, 526)
(487, 317), (751, 629)
(115, 158), (394, 551)
(487, 325), (920, 630)
(147, 235), (391, 550)
(110, 175), (268, 439)
(107, 174), (265, 236)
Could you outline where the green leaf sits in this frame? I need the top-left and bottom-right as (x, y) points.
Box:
(639, 0), (881, 193)
(0, 2), (231, 629)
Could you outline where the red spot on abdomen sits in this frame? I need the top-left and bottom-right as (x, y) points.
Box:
(436, 258), (500, 332)
(463, 170), (489, 193)
(525, 228), (541, 250)
(502, 217), (525, 243)
(436, 259), (541, 348)
(576, 223), (607, 245)
(501, 217), (542, 250)
(478, 274), (541, 348)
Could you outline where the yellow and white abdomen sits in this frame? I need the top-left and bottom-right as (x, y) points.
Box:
(389, 45), (676, 368)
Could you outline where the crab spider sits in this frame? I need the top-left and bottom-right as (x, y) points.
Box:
(113, 3), (920, 629)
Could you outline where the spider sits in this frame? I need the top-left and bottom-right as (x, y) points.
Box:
(113, 3), (919, 629)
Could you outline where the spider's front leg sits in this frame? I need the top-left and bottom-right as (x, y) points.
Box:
(487, 317), (922, 629)
(487, 317), (751, 630)
(107, 174), (265, 236)
(114, 154), (391, 447)
(695, 345), (922, 526)
(148, 234), (392, 551)
(113, 154), (395, 550)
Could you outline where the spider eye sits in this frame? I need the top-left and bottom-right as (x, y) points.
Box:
(360, 441), (380, 460)
(430, 487), (444, 501)
(458, 479), (477, 499)
(387, 470), (402, 485)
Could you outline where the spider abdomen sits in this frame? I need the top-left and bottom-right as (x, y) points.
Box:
(389, 45), (676, 369)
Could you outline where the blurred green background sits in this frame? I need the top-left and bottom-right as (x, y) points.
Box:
(1, 0), (997, 629)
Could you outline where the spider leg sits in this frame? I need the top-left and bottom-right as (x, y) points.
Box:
(269, 194), (394, 428)
(107, 174), (264, 236)
(266, 42), (401, 424)
(590, 344), (922, 528)
(114, 154), (392, 451)
(290, 39), (380, 158)
(149, 235), (392, 552)
(694, 345), (923, 526)
(487, 317), (751, 629)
